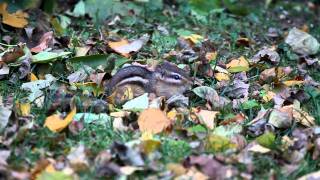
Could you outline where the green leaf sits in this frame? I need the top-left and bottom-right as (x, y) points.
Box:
(122, 93), (149, 111)
(189, 0), (221, 16)
(256, 132), (275, 148)
(72, 0), (85, 17)
(187, 125), (207, 133)
(192, 86), (215, 99)
(242, 100), (259, 110)
(69, 54), (110, 69)
(37, 171), (73, 180)
(74, 113), (110, 124)
(205, 135), (236, 152)
(32, 51), (71, 63)
(213, 124), (243, 138)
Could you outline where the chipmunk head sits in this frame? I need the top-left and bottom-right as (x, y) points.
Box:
(153, 61), (193, 98)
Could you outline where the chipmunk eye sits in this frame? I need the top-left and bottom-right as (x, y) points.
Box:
(173, 75), (181, 80)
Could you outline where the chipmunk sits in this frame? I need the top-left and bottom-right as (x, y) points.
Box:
(104, 61), (193, 105)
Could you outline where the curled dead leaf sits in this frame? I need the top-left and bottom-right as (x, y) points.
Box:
(44, 108), (76, 132)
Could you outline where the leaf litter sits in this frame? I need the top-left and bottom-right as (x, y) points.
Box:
(0, 1), (320, 179)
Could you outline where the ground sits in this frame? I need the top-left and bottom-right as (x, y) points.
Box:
(0, 0), (320, 179)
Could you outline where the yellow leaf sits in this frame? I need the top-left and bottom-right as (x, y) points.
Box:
(262, 91), (276, 102)
(0, 3), (28, 28)
(140, 131), (154, 141)
(283, 80), (304, 87)
(183, 34), (204, 44)
(108, 39), (130, 57)
(44, 108), (76, 132)
(214, 72), (230, 81)
(167, 109), (177, 121)
(138, 108), (172, 134)
(45, 164), (56, 173)
(205, 135), (237, 152)
(141, 139), (161, 154)
(19, 102), (31, 116)
(30, 73), (38, 81)
(226, 56), (249, 73)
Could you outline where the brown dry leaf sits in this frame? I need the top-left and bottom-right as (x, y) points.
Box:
(268, 106), (293, 129)
(226, 56), (249, 73)
(0, 3), (28, 28)
(192, 108), (219, 129)
(30, 31), (54, 53)
(251, 48), (280, 64)
(138, 108), (172, 134)
(108, 34), (149, 58)
(236, 37), (250, 47)
(44, 107), (76, 132)
(260, 68), (276, 82)
(292, 101), (315, 127)
(0, 46), (25, 64)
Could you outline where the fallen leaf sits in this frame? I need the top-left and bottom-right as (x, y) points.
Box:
(226, 56), (249, 73)
(0, 46), (25, 64)
(29, 73), (38, 81)
(17, 102), (31, 116)
(21, 74), (56, 102)
(183, 34), (204, 44)
(205, 135), (237, 152)
(0, 63), (9, 75)
(44, 107), (76, 132)
(261, 91), (276, 102)
(0, 104), (12, 131)
(192, 108), (219, 129)
(205, 51), (217, 61)
(248, 143), (271, 153)
(166, 163), (187, 176)
(214, 72), (230, 81)
(67, 144), (89, 171)
(0, 3), (28, 28)
(138, 108), (172, 134)
(108, 34), (149, 57)
(0, 150), (10, 166)
(32, 51), (72, 63)
(285, 27), (319, 55)
(122, 93), (149, 111)
(256, 132), (275, 148)
(251, 48), (280, 64)
(292, 101), (315, 127)
(141, 139), (161, 154)
(30, 31), (54, 53)
(213, 124), (243, 138)
(120, 166), (142, 176)
(283, 80), (304, 87)
(75, 46), (91, 57)
(268, 106), (293, 129)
